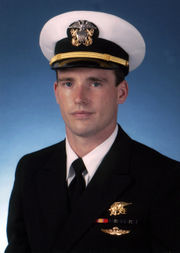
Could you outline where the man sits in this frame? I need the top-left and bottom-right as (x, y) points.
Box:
(5, 11), (180, 253)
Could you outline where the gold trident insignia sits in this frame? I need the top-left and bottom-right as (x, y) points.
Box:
(101, 227), (130, 236)
(109, 202), (132, 216)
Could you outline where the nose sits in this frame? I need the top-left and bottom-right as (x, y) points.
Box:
(74, 85), (89, 105)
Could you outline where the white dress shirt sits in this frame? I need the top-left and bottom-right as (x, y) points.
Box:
(66, 125), (118, 186)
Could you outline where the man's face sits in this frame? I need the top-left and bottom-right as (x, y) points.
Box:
(54, 68), (128, 139)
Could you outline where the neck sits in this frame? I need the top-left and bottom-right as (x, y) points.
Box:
(66, 125), (117, 157)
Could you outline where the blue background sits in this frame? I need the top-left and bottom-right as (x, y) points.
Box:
(0, 0), (180, 251)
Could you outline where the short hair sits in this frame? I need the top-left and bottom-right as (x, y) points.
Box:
(114, 68), (125, 86)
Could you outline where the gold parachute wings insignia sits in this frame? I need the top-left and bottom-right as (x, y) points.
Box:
(101, 227), (130, 236)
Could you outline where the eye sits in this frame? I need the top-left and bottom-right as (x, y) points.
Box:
(91, 82), (101, 87)
(63, 81), (73, 87)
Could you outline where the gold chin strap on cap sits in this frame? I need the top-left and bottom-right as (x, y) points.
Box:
(49, 51), (129, 67)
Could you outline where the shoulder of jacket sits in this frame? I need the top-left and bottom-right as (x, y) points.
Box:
(16, 140), (65, 169)
(130, 138), (180, 171)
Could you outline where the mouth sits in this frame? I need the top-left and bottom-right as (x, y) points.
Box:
(71, 111), (94, 119)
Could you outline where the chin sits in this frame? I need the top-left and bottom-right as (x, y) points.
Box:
(70, 125), (97, 138)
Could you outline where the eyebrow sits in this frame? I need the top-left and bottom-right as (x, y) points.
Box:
(87, 77), (107, 82)
(57, 77), (108, 82)
(57, 77), (74, 82)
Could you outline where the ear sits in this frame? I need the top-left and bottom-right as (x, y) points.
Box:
(117, 80), (128, 104)
(54, 81), (59, 104)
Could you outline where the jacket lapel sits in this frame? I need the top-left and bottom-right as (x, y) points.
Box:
(35, 141), (69, 244)
(57, 127), (134, 251)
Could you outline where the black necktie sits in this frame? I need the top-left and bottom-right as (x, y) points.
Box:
(68, 158), (86, 209)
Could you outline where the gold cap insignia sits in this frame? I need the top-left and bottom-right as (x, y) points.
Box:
(109, 202), (132, 216)
(101, 226), (130, 236)
(68, 20), (98, 47)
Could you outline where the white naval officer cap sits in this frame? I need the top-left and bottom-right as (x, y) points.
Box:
(39, 10), (145, 76)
